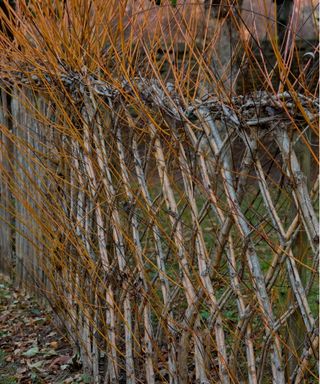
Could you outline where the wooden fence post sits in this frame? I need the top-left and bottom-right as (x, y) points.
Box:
(0, 87), (14, 277)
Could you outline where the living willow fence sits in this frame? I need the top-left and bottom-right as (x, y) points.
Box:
(0, 1), (319, 383)
(0, 72), (318, 383)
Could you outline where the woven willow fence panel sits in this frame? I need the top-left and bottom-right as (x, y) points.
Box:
(0, 72), (318, 383)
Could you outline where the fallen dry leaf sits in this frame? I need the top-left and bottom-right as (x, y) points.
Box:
(50, 341), (59, 349)
(48, 354), (71, 369)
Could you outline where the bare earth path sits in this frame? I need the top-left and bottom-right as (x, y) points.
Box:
(0, 276), (89, 384)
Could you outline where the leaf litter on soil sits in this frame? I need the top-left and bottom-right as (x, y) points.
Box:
(0, 277), (91, 384)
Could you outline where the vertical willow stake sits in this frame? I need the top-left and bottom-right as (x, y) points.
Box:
(131, 135), (178, 383)
(116, 126), (155, 384)
(277, 124), (314, 376)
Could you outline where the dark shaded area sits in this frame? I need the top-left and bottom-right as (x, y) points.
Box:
(274, 0), (294, 44)
(237, 39), (319, 94)
(0, 0), (15, 41)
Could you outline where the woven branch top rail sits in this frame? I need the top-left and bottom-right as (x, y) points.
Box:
(2, 67), (319, 124)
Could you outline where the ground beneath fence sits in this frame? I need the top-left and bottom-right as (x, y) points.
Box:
(0, 277), (90, 384)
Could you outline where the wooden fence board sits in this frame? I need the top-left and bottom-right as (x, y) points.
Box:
(0, 88), (13, 277)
